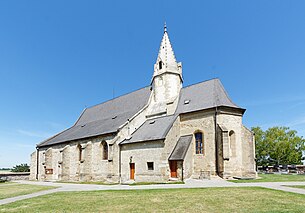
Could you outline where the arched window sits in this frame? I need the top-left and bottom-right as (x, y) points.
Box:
(101, 141), (108, 160)
(229, 130), (236, 157)
(77, 144), (82, 161)
(159, 61), (162, 70)
(195, 132), (203, 154)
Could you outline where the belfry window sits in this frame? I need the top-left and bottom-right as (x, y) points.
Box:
(195, 132), (203, 154)
(101, 141), (108, 160)
(159, 61), (162, 69)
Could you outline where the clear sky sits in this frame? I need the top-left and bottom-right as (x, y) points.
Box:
(1, 1), (305, 168)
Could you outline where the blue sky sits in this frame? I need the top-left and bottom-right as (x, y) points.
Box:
(1, 1), (305, 168)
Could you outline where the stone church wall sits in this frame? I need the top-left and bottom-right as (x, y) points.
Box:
(30, 134), (119, 182)
(217, 110), (256, 178)
(120, 116), (181, 182)
(180, 110), (217, 178)
(162, 116), (181, 179)
(30, 108), (256, 182)
(182, 138), (194, 179)
(217, 112), (243, 178)
(29, 151), (37, 180)
(60, 145), (70, 180)
(241, 125), (257, 177)
(120, 140), (165, 183)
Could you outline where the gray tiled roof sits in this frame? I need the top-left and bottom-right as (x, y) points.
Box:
(37, 78), (243, 147)
(176, 78), (242, 114)
(169, 135), (193, 160)
(120, 115), (177, 144)
(37, 87), (151, 147)
(120, 79), (242, 145)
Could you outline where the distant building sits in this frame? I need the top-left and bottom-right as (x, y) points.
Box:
(30, 25), (256, 183)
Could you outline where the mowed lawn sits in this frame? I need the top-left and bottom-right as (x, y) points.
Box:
(0, 183), (56, 200)
(230, 173), (305, 183)
(285, 185), (305, 190)
(1, 187), (305, 213)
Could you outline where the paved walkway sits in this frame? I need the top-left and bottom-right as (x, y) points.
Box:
(1, 179), (305, 205)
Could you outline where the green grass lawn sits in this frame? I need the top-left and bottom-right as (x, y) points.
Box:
(230, 173), (305, 183)
(0, 184), (56, 200)
(0, 181), (14, 185)
(284, 185), (305, 190)
(1, 187), (305, 213)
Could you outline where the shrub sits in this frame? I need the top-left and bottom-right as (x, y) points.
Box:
(11, 163), (30, 172)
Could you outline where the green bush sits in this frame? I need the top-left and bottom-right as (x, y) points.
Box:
(11, 164), (30, 172)
(0, 179), (7, 183)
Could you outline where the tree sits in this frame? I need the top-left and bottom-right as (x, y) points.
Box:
(252, 126), (270, 166)
(252, 126), (305, 166)
(11, 163), (30, 172)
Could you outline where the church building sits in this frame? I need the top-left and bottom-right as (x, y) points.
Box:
(30, 25), (256, 183)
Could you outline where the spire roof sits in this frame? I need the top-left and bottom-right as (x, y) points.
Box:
(155, 24), (178, 73)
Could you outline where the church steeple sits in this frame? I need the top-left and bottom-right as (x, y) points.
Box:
(152, 23), (182, 83)
(147, 24), (183, 117)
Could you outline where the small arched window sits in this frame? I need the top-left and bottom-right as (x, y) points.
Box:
(77, 144), (82, 161)
(159, 61), (162, 70)
(195, 132), (203, 154)
(229, 130), (236, 157)
(101, 141), (108, 160)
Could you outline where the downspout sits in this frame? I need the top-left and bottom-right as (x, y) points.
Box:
(214, 107), (219, 176)
(118, 144), (122, 184)
(181, 161), (184, 182)
(119, 119), (130, 184)
(36, 147), (39, 180)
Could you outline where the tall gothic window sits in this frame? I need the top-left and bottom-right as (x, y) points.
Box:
(101, 141), (108, 160)
(77, 144), (82, 161)
(195, 132), (203, 154)
(229, 130), (236, 157)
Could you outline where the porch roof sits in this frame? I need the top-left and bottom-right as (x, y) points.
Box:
(169, 135), (193, 161)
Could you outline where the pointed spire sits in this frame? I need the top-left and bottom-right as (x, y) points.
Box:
(155, 24), (178, 73)
(151, 24), (183, 85)
(149, 24), (183, 107)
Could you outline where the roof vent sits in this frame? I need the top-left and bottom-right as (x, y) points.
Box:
(112, 116), (117, 119)
(81, 124), (86, 127)
(184, 100), (190, 105)
(149, 120), (155, 124)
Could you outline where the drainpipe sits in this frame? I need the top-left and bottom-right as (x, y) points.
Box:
(214, 107), (219, 176)
(118, 144), (122, 184)
(181, 161), (184, 182)
(36, 147), (39, 180)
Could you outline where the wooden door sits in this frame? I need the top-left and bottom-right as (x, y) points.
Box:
(170, 161), (177, 178)
(130, 163), (135, 180)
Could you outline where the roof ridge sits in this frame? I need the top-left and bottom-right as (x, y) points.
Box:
(86, 85), (151, 109)
(182, 78), (219, 89)
(216, 79), (240, 108)
(87, 78), (218, 111)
